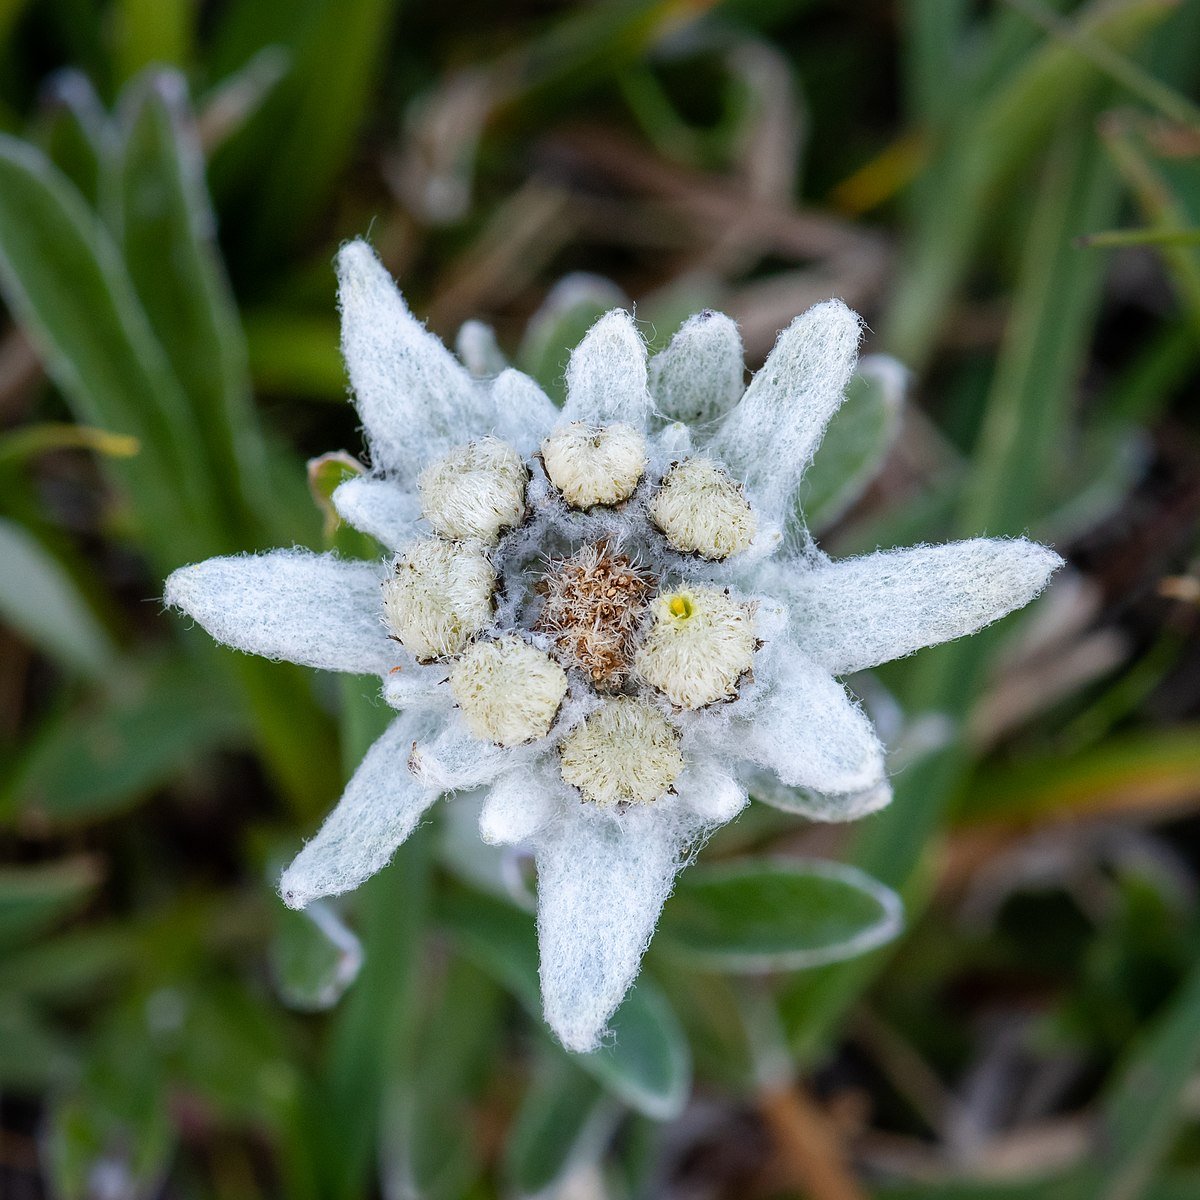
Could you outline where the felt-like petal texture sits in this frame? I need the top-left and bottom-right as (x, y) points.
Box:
(280, 709), (443, 908)
(407, 715), (512, 793)
(337, 240), (489, 480)
(479, 766), (561, 845)
(165, 550), (395, 675)
(649, 310), (745, 429)
(331, 476), (420, 552)
(780, 538), (1064, 676)
(456, 319), (508, 378)
(534, 803), (706, 1052)
(726, 650), (886, 795)
(674, 758), (748, 823)
(561, 310), (654, 430)
(487, 368), (561, 453)
(707, 299), (861, 520)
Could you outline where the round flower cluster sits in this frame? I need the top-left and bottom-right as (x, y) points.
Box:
(165, 240), (1062, 1053)
(382, 422), (764, 810)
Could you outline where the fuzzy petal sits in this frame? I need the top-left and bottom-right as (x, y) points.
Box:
(407, 715), (511, 793)
(331, 476), (420, 552)
(456, 319), (508, 378)
(337, 241), (488, 480)
(728, 651), (886, 795)
(649, 310), (744, 429)
(165, 550), (395, 675)
(674, 758), (748, 823)
(707, 299), (861, 520)
(561, 310), (653, 430)
(782, 538), (1064, 676)
(488, 368), (561, 453)
(535, 803), (705, 1052)
(479, 766), (561, 845)
(280, 710), (442, 908)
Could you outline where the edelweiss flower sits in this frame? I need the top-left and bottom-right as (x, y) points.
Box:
(165, 241), (1062, 1052)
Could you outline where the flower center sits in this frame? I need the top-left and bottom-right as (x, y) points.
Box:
(535, 541), (655, 689)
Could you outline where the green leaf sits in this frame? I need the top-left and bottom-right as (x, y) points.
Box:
(504, 1054), (614, 1198)
(212, 0), (400, 260)
(0, 516), (116, 679)
(3, 658), (245, 825)
(658, 858), (903, 973)
(112, 0), (193, 85)
(1068, 962), (1200, 1200)
(437, 886), (692, 1120)
(0, 997), (76, 1090)
(244, 310), (345, 399)
(518, 274), (628, 403)
(800, 357), (906, 534)
(43, 999), (176, 1200)
(113, 71), (275, 540)
(0, 134), (216, 567)
(885, 0), (1174, 369)
(269, 898), (363, 1013)
(33, 70), (109, 207)
(585, 976), (691, 1121)
(0, 857), (101, 951)
(319, 832), (432, 1200)
(379, 958), (503, 1200)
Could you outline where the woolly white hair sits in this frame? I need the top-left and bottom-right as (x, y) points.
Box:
(450, 635), (567, 746)
(635, 586), (757, 709)
(558, 697), (684, 807)
(164, 241), (1066, 1056)
(381, 537), (495, 660)
(541, 421), (647, 509)
(649, 456), (757, 560)
(418, 437), (528, 544)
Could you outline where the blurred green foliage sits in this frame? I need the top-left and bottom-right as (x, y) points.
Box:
(0, 0), (1199, 1196)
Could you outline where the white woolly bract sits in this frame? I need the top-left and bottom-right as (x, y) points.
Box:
(558, 697), (684, 807)
(164, 256), (1069, 1058)
(337, 241), (489, 482)
(534, 801), (709, 1053)
(165, 550), (397, 676)
(541, 421), (648, 509)
(636, 586), (757, 710)
(332, 477), (420, 552)
(561, 310), (654, 429)
(450, 635), (567, 746)
(775, 538), (1064, 676)
(382, 538), (494, 660)
(707, 299), (862, 521)
(480, 765), (562, 845)
(418, 437), (528, 544)
(280, 709), (443, 908)
(649, 456), (757, 560)
(649, 309), (744, 427)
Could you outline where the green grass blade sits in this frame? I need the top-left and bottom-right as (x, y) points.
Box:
(113, 71), (278, 542)
(0, 135), (218, 566)
(0, 515), (117, 679)
(885, 0), (1173, 369)
(1070, 962), (1200, 1200)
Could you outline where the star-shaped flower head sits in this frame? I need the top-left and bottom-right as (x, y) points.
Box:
(165, 241), (1062, 1052)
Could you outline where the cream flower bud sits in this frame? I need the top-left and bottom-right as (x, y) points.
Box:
(417, 437), (528, 544)
(541, 422), (647, 509)
(450, 635), (567, 745)
(649, 456), (756, 560)
(382, 538), (494, 660)
(559, 698), (683, 807)
(635, 586), (756, 709)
